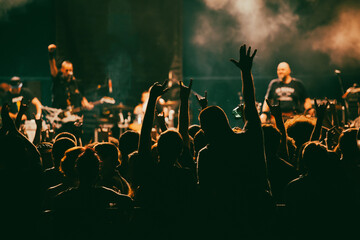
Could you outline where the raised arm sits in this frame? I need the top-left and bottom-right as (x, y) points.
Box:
(15, 99), (29, 129)
(266, 99), (289, 162)
(48, 44), (58, 78)
(178, 79), (193, 149)
(138, 81), (168, 157)
(230, 44), (259, 127)
(310, 98), (328, 141)
(195, 90), (208, 110)
(32, 97), (42, 120)
(231, 45), (269, 190)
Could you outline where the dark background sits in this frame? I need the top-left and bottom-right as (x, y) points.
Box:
(0, 0), (359, 126)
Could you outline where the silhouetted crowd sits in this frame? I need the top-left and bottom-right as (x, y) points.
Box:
(1, 45), (359, 240)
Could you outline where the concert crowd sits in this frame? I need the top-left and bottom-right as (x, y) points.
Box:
(0, 45), (360, 240)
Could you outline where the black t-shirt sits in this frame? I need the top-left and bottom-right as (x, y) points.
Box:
(264, 78), (308, 114)
(2, 88), (35, 119)
(52, 72), (82, 109)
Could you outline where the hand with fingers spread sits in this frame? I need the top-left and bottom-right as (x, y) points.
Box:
(180, 78), (193, 101)
(230, 44), (257, 71)
(196, 91), (208, 110)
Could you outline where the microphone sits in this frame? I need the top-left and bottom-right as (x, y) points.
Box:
(334, 69), (341, 74)
(68, 72), (75, 80)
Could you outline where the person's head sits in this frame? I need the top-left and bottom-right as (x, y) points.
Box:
(52, 137), (76, 169)
(9, 76), (22, 94)
(338, 128), (359, 161)
(199, 106), (233, 143)
(157, 129), (183, 165)
(94, 142), (121, 170)
(300, 141), (332, 175)
(188, 124), (201, 139)
(118, 130), (139, 157)
(59, 146), (85, 179)
(277, 62), (291, 81)
(285, 115), (316, 149)
(54, 132), (77, 145)
(60, 61), (73, 78)
(75, 147), (101, 186)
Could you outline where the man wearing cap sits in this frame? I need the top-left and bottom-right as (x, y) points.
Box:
(47, 44), (94, 111)
(1, 76), (42, 120)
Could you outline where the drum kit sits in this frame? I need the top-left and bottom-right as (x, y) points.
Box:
(40, 96), (178, 142)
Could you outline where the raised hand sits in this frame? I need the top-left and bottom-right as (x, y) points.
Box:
(195, 91), (208, 110)
(313, 98), (329, 120)
(48, 44), (57, 53)
(266, 99), (282, 118)
(155, 110), (167, 132)
(230, 44), (257, 71)
(180, 78), (193, 101)
(149, 80), (169, 100)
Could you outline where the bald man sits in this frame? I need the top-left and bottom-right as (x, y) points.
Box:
(260, 62), (313, 123)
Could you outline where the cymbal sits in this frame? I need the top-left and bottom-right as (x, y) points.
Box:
(105, 103), (132, 110)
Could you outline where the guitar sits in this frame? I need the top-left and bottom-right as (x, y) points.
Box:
(63, 96), (116, 115)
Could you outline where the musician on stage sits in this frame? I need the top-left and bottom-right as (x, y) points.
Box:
(48, 44), (94, 111)
(260, 62), (313, 123)
(1, 76), (42, 120)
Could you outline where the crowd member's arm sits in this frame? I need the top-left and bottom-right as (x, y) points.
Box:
(32, 97), (42, 120)
(260, 100), (271, 124)
(155, 110), (168, 132)
(195, 90), (208, 110)
(230, 44), (259, 128)
(178, 79), (192, 150)
(304, 98), (314, 116)
(138, 81), (168, 158)
(231, 44), (269, 189)
(33, 117), (43, 146)
(48, 44), (58, 78)
(266, 99), (289, 162)
(15, 99), (29, 129)
(310, 98), (328, 141)
(178, 79), (197, 170)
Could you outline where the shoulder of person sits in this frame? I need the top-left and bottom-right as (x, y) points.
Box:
(269, 79), (280, 85)
(291, 78), (304, 84)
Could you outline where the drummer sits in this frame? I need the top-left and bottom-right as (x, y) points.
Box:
(1, 76), (42, 120)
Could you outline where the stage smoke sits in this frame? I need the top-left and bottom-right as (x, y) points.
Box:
(0, 0), (33, 18)
(308, 7), (360, 66)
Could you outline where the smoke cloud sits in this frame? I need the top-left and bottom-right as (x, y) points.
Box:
(194, 0), (299, 57)
(0, 0), (33, 18)
(308, 7), (360, 66)
(193, 0), (360, 68)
